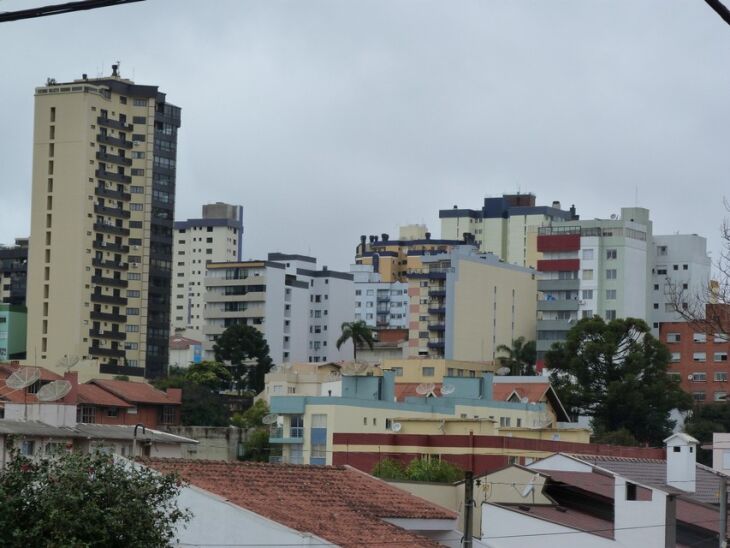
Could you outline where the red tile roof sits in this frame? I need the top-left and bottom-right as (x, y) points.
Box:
(77, 384), (132, 408)
(89, 379), (180, 405)
(493, 382), (549, 403)
(395, 382), (442, 401)
(143, 459), (456, 547)
(0, 364), (62, 382)
(169, 336), (202, 350)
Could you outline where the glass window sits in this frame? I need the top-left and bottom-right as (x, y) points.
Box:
(692, 372), (707, 381)
(671, 352), (681, 363)
(606, 249), (617, 260)
(667, 333), (681, 343)
(715, 352), (728, 362)
(605, 310), (617, 320)
(606, 269), (617, 279)
(716, 372), (728, 382)
(693, 352), (707, 362)
(422, 367), (435, 377)
(606, 289), (617, 300)
(582, 290), (593, 300)
(582, 269), (593, 280)
(694, 333), (707, 343)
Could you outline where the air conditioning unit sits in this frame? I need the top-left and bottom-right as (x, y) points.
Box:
(687, 374), (694, 381)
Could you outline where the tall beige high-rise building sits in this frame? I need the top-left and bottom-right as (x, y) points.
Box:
(26, 66), (180, 379)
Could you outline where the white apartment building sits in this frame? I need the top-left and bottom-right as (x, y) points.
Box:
(350, 264), (409, 329)
(172, 202), (243, 337)
(203, 254), (353, 365)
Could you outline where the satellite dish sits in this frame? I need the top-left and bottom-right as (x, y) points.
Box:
(440, 383), (456, 396)
(56, 355), (80, 371)
(36, 380), (72, 402)
(262, 413), (279, 425)
(520, 474), (540, 498)
(391, 422), (402, 432)
(496, 367), (511, 376)
(415, 383), (437, 397)
(6, 367), (41, 390)
(342, 362), (369, 376)
(520, 396), (530, 404)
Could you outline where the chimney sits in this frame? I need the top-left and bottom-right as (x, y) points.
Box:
(360, 235), (366, 245)
(552, 201), (561, 210)
(569, 204), (578, 220)
(425, 232), (431, 240)
(63, 371), (79, 405)
(166, 387), (183, 404)
(381, 233), (389, 242)
(111, 63), (119, 77)
(665, 433), (698, 492)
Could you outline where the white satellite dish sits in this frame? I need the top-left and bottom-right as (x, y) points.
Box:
(36, 380), (72, 402)
(496, 367), (511, 376)
(56, 355), (80, 371)
(391, 422), (402, 432)
(440, 383), (456, 396)
(262, 413), (279, 425)
(6, 367), (41, 390)
(520, 396), (530, 404)
(520, 474), (540, 498)
(415, 383), (437, 397)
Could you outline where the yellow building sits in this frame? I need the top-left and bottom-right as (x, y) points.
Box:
(26, 67), (180, 379)
(407, 247), (537, 362)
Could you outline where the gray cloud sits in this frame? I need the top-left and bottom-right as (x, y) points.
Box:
(1, 0), (728, 270)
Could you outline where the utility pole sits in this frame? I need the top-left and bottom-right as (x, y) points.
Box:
(721, 475), (727, 548)
(464, 470), (474, 548)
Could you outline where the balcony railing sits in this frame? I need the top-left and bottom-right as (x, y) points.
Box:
(95, 186), (131, 202)
(428, 323), (446, 332)
(91, 275), (127, 288)
(93, 223), (129, 236)
(96, 151), (132, 167)
(92, 258), (129, 271)
(91, 292), (128, 306)
(88, 346), (125, 358)
(97, 116), (133, 131)
(428, 307), (446, 315)
(89, 329), (125, 341)
(94, 204), (130, 219)
(97, 134), (133, 149)
(95, 169), (132, 184)
(92, 240), (129, 254)
(90, 311), (127, 323)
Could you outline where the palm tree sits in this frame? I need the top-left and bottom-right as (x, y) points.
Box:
(336, 321), (375, 361)
(496, 337), (537, 376)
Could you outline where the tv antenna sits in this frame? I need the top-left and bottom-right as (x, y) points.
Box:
(261, 413), (279, 425)
(440, 383), (456, 396)
(36, 380), (72, 402)
(415, 383), (437, 397)
(56, 354), (80, 371)
(5, 367), (41, 390)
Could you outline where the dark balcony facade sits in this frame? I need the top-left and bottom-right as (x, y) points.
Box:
(428, 289), (446, 298)
(91, 292), (128, 306)
(90, 310), (127, 323)
(428, 323), (446, 332)
(92, 258), (128, 271)
(428, 307), (446, 315)
(89, 329), (125, 341)
(97, 134), (133, 149)
(91, 275), (127, 288)
(93, 222), (129, 236)
(89, 346), (126, 358)
(95, 185), (131, 202)
(99, 363), (144, 377)
(96, 151), (132, 167)
(94, 204), (130, 219)
(427, 340), (445, 349)
(95, 169), (132, 184)
(92, 240), (129, 254)
(98, 116), (133, 131)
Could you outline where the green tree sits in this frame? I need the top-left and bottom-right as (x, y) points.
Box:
(405, 458), (464, 483)
(232, 400), (272, 461)
(154, 366), (230, 427)
(496, 337), (537, 375)
(336, 320), (375, 361)
(184, 360), (233, 391)
(683, 403), (730, 465)
(0, 450), (189, 547)
(591, 428), (640, 447)
(213, 324), (273, 394)
(372, 458), (407, 480)
(545, 316), (692, 446)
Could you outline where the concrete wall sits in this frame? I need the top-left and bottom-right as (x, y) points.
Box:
(165, 425), (246, 461)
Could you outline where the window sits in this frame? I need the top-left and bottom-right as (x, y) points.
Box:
(132, 116), (146, 124)
(683, 264), (689, 270)
(20, 441), (35, 456)
(160, 406), (176, 425)
(107, 407), (119, 417)
(694, 332), (707, 343)
(130, 185), (144, 194)
(606, 269), (617, 279)
(77, 405), (96, 423)
(715, 352), (728, 362)
(127, 290), (140, 298)
(716, 372), (728, 382)
(132, 151), (145, 159)
(582, 269), (593, 280)
(626, 482), (637, 501)
(391, 367), (403, 377)
(605, 310), (616, 320)
(716, 392), (728, 402)
(582, 249), (594, 260)
(693, 352), (706, 362)
(653, 303), (659, 310)
(126, 308), (139, 315)
(581, 310), (593, 319)
(126, 325), (139, 333)
(500, 417), (511, 427)
(654, 284), (659, 291)
(582, 289), (593, 300)
(693, 392), (706, 402)
(606, 249), (617, 260)
(667, 333), (681, 343)
(606, 289), (617, 300)
(130, 203), (143, 211)
(131, 168), (144, 176)
(355, 290), (362, 296)
(692, 372), (707, 382)
(671, 352), (681, 363)
(716, 334), (730, 343)
(422, 367), (435, 377)
(133, 98), (147, 107)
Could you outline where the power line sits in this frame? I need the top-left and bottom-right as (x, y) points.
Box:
(0, 0), (144, 23)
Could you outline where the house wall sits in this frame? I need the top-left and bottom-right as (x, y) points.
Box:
(164, 426), (246, 461)
(5, 402), (76, 426)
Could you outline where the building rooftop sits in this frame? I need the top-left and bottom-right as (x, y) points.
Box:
(142, 459), (456, 547)
(76, 384), (132, 408)
(0, 420), (196, 445)
(88, 379), (181, 406)
(169, 336), (202, 350)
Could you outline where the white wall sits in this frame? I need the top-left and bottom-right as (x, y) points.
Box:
(5, 402), (76, 427)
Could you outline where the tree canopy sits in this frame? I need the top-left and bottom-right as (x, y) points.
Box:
(545, 316), (692, 445)
(154, 365), (230, 426)
(213, 324), (273, 394)
(0, 450), (189, 547)
(336, 320), (374, 361)
(232, 400), (272, 461)
(496, 337), (537, 375)
(684, 403), (730, 465)
(372, 457), (464, 483)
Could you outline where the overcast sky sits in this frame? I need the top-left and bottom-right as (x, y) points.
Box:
(1, 0), (728, 271)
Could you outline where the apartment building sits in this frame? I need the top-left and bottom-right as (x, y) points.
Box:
(0, 238), (28, 306)
(439, 193), (578, 268)
(408, 246), (537, 362)
(354, 224), (466, 283)
(0, 304), (27, 361)
(26, 67), (180, 379)
(172, 202), (243, 337)
(350, 264), (409, 329)
(203, 253), (354, 365)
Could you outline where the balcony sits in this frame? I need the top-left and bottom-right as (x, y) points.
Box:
(92, 240), (129, 254)
(428, 289), (446, 298)
(95, 169), (132, 184)
(97, 134), (133, 149)
(91, 275), (127, 288)
(269, 426), (304, 444)
(97, 116), (133, 131)
(537, 279), (580, 292)
(428, 323), (446, 332)
(89, 329), (125, 341)
(427, 340), (445, 349)
(91, 292), (128, 306)
(96, 151), (132, 167)
(90, 311), (127, 323)
(89, 346), (125, 358)
(95, 186), (131, 202)
(94, 204), (130, 219)
(537, 299), (580, 312)
(428, 307), (446, 315)
(93, 222), (129, 236)
(92, 258), (128, 271)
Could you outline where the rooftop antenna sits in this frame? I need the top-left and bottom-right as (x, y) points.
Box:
(36, 380), (72, 402)
(415, 383), (437, 397)
(5, 367), (41, 390)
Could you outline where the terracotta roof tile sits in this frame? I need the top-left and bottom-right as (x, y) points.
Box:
(169, 336), (202, 350)
(143, 459), (456, 547)
(89, 379), (179, 405)
(0, 364), (62, 381)
(77, 384), (132, 408)
(493, 382), (549, 403)
(395, 382), (442, 401)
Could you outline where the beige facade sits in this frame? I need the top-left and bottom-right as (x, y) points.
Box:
(380, 358), (496, 383)
(26, 69), (180, 379)
(408, 247), (537, 362)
